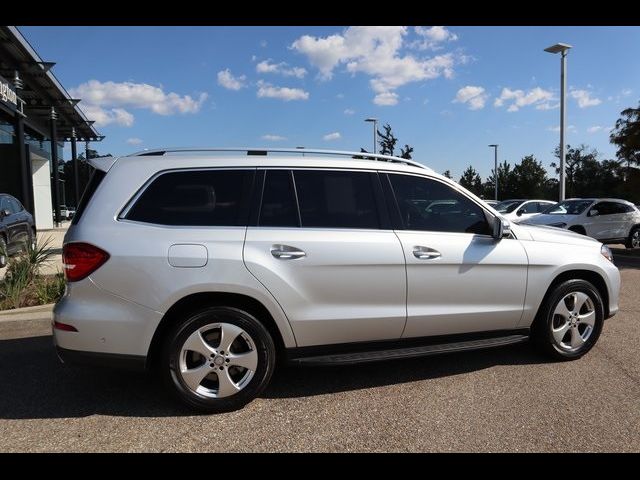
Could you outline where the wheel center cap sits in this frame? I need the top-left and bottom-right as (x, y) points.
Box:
(213, 355), (225, 366)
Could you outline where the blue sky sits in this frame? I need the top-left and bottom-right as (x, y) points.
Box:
(19, 26), (640, 180)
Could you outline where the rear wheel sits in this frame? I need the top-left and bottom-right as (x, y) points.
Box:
(532, 279), (604, 360)
(161, 306), (276, 413)
(626, 226), (640, 249)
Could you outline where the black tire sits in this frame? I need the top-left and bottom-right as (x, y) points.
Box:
(625, 226), (640, 249)
(569, 225), (586, 235)
(161, 306), (276, 413)
(532, 279), (604, 360)
(0, 236), (7, 268)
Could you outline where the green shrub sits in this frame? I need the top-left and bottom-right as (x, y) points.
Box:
(0, 236), (65, 310)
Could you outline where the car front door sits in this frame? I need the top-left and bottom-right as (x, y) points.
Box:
(384, 172), (528, 338)
(585, 202), (616, 239)
(244, 169), (407, 347)
(6, 197), (29, 246)
(515, 201), (539, 222)
(0, 196), (20, 251)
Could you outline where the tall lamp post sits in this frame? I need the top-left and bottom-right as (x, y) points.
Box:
(488, 144), (499, 201)
(544, 42), (572, 201)
(365, 117), (378, 154)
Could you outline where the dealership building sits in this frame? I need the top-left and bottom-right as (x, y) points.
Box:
(0, 26), (102, 230)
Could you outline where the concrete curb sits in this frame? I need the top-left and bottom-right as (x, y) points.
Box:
(0, 303), (54, 323)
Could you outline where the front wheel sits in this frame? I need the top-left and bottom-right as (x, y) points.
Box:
(162, 306), (276, 413)
(532, 279), (604, 360)
(626, 226), (640, 249)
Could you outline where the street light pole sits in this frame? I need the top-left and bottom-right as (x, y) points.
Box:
(545, 42), (572, 201)
(365, 118), (378, 154)
(489, 144), (498, 201)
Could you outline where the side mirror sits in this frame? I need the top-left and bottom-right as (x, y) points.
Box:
(492, 216), (511, 240)
(516, 209), (524, 217)
(0, 209), (10, 219)
(589, 209), (599, 217)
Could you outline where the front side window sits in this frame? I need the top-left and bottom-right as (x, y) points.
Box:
(520, 202), (538, 214)
(389, 174), (490, 235)
(126, 169), (254, 226)
(293, 170), (379, 229)
(543, 200), (593, 215)
(495, 200), (522, 214)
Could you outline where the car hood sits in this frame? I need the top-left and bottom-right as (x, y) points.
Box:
(523, 213), (574, 225)
(514, 223), (600, 247)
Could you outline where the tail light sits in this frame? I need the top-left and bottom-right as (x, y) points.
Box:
(63, 242), (110, 282)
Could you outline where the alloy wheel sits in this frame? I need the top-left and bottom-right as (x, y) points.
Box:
(551, 292), (596, 352)
(178, 322), (258, 398)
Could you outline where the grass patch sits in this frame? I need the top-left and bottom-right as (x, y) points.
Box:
(0, 236), (66, 310)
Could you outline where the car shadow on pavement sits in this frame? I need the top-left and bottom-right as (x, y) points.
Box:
(0, 333), (551, 419)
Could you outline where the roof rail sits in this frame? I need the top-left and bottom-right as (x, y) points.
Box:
(127, 147), (429, 170)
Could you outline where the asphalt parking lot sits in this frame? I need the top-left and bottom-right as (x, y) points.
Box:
(0, 260), (638, 452)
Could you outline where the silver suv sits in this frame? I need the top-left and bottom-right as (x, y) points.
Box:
(54, 148), (621, 412)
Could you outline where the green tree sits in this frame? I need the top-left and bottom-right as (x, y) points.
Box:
(610, 101), (640, 166)
(512, 155), (548, 199)
(377, 123), (398, 156)
(459, 166), (483, 196)
(483, 160), (516, 200)
(400, 144), (414, 159)
(551, 144), (598, 198)
(442, 170), (453, 179)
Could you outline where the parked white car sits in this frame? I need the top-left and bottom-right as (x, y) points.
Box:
(525, 198), (640, 249)
(495, 199), (556, 223)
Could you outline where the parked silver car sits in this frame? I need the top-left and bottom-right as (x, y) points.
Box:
(53, 149), (621, 412)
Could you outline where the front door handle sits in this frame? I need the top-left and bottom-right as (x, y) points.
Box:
(413, 246), (441, 260)
(271, 244), (306, 260)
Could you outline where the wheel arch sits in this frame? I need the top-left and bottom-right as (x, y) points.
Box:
(536, 269), (610, 322)
(146, 291), (290, 371)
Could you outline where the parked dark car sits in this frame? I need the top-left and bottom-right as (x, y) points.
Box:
(0, 193), (36, 268)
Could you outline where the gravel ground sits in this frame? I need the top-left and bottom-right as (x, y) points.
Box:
(0, 264), (638, 452)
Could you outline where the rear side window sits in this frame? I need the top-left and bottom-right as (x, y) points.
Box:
(259, 170), (299, 227)
(125, 169), (254, 226)
(293, 170), (379, 229)
(72, 169), (105, 225)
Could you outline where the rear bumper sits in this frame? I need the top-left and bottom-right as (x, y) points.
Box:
(56, 345), (146, 372)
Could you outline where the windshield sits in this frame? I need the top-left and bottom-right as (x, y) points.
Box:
(542, 200), (593, 215)
(495, 200), (522, 213)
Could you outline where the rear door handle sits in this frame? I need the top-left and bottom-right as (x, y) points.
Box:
(271, 244), (306, 260)
(413, 246), (441, 260)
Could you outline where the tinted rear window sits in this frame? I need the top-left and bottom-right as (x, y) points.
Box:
(293, 170), (379, 229)
(259, 170), (299, 227)
(72, 169), (106, 225)
(125, 169), (254, 226)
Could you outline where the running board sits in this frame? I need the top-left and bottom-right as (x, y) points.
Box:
(290, 334), (529, 366)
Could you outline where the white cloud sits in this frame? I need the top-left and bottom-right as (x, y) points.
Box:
(343, 108), (355, 115)
(291, 26), (458, 106)
(323, 132), (341, 141)
(260, 40), (268, 48)
(453, 85), (488, 110)
(256, 59), (307, 78)
(621, 88), (632, 96)
(412, 26), (458, 50)
(217, 69), (247, 90)
(547, 125), (577, 133)
(336, 93), (345, 99)
(494, 87), (554, 112)
(81, 104), (134, 127)
(256, 80), (309, 101)
(71, 80), (208, 127)
(261, 134), (287, 141)
(126, 137), (143, 145)
(570, 88), (602, 108)
(374, 92), (399, 106)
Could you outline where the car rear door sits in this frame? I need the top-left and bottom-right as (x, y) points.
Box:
(383, 172), (528, 338)
(585, 202), (616, 239)
(243, 169), (407, 347)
